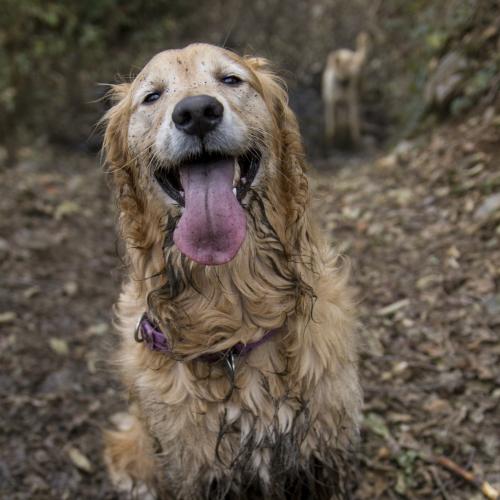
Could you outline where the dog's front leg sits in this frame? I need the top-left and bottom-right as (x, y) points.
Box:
(104, 409), (159, 498)
(348, 90), (361, 145)
(324, 99), (336, 144)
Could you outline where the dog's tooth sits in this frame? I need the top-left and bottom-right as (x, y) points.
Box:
(233, 161), (241, 187)
(232, 187), (237, 196)
(241, 177), (247, 184)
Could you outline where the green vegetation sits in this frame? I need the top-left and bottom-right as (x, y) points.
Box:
(0, 0), (498, 160)
(0, 0), (194, 158)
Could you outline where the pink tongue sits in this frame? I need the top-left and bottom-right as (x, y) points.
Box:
(173, 158), (246, 265)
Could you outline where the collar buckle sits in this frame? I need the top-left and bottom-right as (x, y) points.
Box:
(222, 351), (237, 381)
(134, 313), (147, 343)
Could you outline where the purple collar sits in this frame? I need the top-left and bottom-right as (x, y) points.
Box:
(134, 313), (280, 366)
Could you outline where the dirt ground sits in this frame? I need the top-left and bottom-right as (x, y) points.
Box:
(314, 108), (500, 499)
(0, 109), (499, 498)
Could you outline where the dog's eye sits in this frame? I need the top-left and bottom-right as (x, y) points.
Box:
(220, 75), (242, 85)
(143, 91), (161, 104)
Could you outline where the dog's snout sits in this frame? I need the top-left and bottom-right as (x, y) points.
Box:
(172, 95), (223, 137)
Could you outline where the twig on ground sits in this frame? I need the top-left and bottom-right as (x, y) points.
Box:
(429, 455), (499, 500)
(429, 465), (451, 500)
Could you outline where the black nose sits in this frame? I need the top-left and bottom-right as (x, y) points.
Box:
(172, 95), (224, 137)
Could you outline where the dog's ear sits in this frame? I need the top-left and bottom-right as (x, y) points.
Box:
(245, 57), (309, 238)
(244, 56), (289, 119)
(102, 83), (132, 169)
(107, 82), (131, 103)
(244, 56), (268, 72)
(101, 82), (146, 212)
(101, 82), (146, 216)
(355, 32), (369, 66)
(101, 82), (151, 259)
(356, 32), (369, 53)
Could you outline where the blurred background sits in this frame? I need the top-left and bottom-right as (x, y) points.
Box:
(0, 0), (499, 498)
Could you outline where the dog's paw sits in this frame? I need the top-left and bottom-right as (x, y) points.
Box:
(105, 464), (155, 500)
(104, 412), (157, 499)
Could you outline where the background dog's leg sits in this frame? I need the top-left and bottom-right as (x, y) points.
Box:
(325, 100), (335, 144)
(348, 92), (361, 146)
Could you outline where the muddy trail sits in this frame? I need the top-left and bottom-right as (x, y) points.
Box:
(1, 110), (499, 499)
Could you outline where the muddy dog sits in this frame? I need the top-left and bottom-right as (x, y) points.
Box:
(102, 43), (361, 499)
(322, 33), (368, 147)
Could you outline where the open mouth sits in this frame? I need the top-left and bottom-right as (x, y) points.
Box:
(154, 149), (261, 207)
(154, 149), (261, 266)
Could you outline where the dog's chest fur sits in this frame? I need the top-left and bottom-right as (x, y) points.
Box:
(104, 44), (362, 500)
(114, 202), (359, 498)
(132, 342), (352, 500)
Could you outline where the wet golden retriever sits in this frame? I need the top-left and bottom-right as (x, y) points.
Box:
(102, 43), (361, 499)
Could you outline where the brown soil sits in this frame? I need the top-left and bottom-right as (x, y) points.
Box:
(0, 109), (499, 498)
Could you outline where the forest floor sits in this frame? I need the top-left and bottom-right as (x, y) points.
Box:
(0, 108), (499, 499)
(314, 107), (500, 499)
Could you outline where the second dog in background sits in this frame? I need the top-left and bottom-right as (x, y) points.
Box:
(322, 33), (368, 148)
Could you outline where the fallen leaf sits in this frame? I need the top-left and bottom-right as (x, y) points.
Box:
(376, 446), (391, 460)
(393, 361), (409, 374)
(474, 193), (500, 220)
(54, 201), (81, 220)
(68, 447), (93, 473)
(377, 299), (410, 316)
(63, 282), (78, 296)
(364, 413), (391, 440)
(49, 338), (69, 356)
(86, 322), (109, 336)
(423, 397), (451, 414)
(416, 274), (442, 290)
(23, 286), (40, 299)
(395, 471), (407, 494)
(0, 311), (16, 324)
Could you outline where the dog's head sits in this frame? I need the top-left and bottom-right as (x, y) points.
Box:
(327, 33), (368, 83)
(328, 50), (362, 84)
(103, 43), (308, 268)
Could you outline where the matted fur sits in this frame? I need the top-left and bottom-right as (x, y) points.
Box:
(102, 43), (361, 499)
